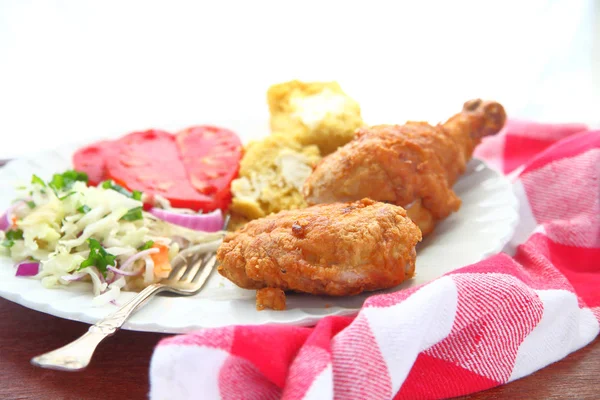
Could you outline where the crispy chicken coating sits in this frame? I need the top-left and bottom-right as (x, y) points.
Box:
(256, 288), (286, 311)
(217, 198), (421, 302)
(267, 80), (364, 155)
(303, 99), (506, 235)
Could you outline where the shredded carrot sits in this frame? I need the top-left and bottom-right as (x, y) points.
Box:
(150, 243), (172, 278)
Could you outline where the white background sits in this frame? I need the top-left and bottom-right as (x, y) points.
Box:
(0, 0), (599, 160)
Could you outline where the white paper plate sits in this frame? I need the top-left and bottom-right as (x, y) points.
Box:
(0, 143), (518, 333)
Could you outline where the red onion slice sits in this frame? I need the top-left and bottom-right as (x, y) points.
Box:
(149, 208), (223, 232)
(119, 248), (159, 272)
(0, 211), (9, 231)
(15, 262), (40, 277)
(107, 265), (141, 276)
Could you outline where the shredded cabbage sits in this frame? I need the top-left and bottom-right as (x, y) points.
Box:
(3, 174), (225, 305)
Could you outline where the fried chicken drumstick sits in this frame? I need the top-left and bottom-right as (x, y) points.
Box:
(217, 199), (421, 309)
(303, 99), (506, 235)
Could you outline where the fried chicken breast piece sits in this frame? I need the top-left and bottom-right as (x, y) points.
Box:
(217, 199), (421, 304)
(303, 99), (506, 235)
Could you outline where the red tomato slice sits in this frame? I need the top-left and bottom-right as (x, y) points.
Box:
(72, 140), (112, 186)
(106, 129), (215, 211)
(176, 125), (243, 210)
(78, 126), (243, 212)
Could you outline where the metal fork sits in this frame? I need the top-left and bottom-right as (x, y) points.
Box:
(30, 238), (223, 372)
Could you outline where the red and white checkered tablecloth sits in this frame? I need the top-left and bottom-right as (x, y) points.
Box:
(150, 121), (600, 400)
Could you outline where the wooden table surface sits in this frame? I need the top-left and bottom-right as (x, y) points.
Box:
(1, 298), (598, 400)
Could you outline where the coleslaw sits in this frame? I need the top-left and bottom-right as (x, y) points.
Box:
(0, 171), (225, 305)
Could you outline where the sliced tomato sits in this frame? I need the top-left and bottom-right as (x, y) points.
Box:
(106, 129), (215, 211)
(72, 140), (112, 186)
(176, 125), (243, 210)
(78, 126), (242, 212)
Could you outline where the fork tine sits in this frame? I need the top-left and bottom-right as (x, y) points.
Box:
(190, 252), (214, 282)
(170, 263), (188, 281)
(170, 215), (229, 286)
(180, 250), (215, 283)
(191, 253), (217, 286)
(179, 255), (203, 283)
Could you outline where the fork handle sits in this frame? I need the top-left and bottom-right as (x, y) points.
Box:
(31, 283), (166, 371)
